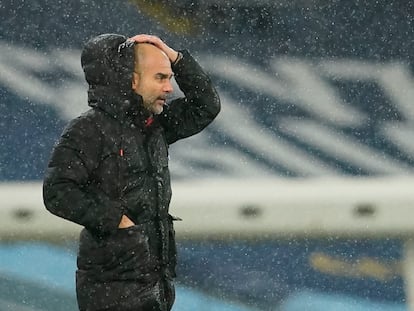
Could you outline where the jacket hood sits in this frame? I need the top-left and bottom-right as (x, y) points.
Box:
(81, 33), (134, 93)
(81, 34), (150, 123)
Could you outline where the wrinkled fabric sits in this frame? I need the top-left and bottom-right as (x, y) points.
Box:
(43, 34), (220, 311)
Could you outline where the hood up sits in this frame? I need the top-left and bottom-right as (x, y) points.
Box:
(80, 33), (149, 122)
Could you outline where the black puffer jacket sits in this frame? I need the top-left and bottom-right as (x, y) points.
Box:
(43, 34), (220, 309)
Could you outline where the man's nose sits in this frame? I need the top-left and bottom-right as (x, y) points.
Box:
(163, 80), (173, 93)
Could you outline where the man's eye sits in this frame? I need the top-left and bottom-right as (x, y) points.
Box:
(155, 74), (173, 80)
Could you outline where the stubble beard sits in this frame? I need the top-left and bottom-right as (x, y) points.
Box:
(144, 99), (164, 115)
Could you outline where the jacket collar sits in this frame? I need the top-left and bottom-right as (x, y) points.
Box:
(87, 85), (152, 127)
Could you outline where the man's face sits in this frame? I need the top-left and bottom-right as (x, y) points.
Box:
(132, 45), (174, 115)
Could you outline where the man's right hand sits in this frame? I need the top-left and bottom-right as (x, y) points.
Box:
(129, 34), (179, 63)
(118, 215), (135, 228)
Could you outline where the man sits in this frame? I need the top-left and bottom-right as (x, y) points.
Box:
(43, 33), (220, 311)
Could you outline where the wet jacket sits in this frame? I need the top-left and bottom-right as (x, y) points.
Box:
(43, 34), (220, 310)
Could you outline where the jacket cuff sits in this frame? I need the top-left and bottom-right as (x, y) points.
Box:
(93, 199), (125, 236)
(172, 51), (183, 66)
(171, 49), (190, 71)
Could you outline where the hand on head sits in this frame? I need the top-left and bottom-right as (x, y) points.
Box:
(129, 34), (179, 63)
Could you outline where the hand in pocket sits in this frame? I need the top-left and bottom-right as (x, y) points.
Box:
(118, 215), (135, 228)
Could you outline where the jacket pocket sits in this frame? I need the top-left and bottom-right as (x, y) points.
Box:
(78, 226), (155, 281)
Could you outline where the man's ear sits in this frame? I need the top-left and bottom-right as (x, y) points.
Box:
(131, 72), (140, 91)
